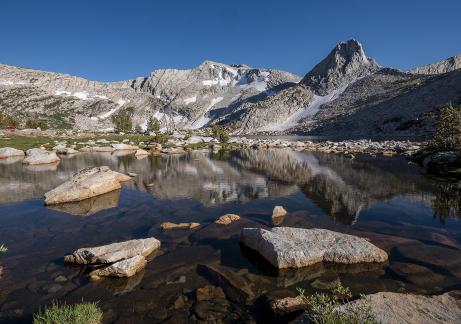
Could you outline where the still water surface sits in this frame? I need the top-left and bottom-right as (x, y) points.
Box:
(0, 149), (460, 323)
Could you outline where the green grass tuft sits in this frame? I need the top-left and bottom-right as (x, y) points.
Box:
(0, 244), (7, 253)
(33, 301), (102, 324)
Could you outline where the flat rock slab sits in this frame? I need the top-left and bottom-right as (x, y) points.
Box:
(0, 147), (25, 159)
(338, 291), (461, 324)
(44, 166), (131, 205)
(64, 237), (161, 264)
(23, 148), (60, 165)
(89, 255), (147, 280)
(240, 227), (388, 269)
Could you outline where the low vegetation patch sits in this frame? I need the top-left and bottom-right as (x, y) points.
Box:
(211, 124), (229, 144)
(297, 283), (377, 324)
(33, 301), (102, 324)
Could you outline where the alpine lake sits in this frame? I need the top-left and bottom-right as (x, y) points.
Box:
(0, 148), (460, 323)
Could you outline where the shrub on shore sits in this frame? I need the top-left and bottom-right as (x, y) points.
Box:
(33, 301), (102, 324)
(26, 117), (48, 130)
(112, 108), (134, 133)
(297, 283), (377, 324)
(432, 103), (461, 152)
(0, 112), (19, 129)
(211, 125), (229, 144)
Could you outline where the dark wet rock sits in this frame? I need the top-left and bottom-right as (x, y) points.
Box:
(54, 275), (67, 283)
(195, 285), (226, 301)
(240, 227), (388, 269)
(389, 262), (445, 286)
(193, 299), (232, 322)
(42, 283), (62, 294)
(197, 263), (255, 304)
(394, 243), (461, 275)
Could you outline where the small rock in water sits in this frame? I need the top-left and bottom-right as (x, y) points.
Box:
(160, 222), (200, 230)
(128, 172), (137, 177)
(272, 206), (287, 225)
(215, 214), (240, 225)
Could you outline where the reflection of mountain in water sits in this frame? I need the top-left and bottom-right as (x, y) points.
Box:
(129, 152), (298, 206)
(0, 151), (298, 207)
(230, 149), (436, 224)
(1, 149), (458, 222)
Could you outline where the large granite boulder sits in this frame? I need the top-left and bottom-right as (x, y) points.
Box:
(23, 148), (60, 165)
(0, 147), (25, 159)
(240, 227), (387, 269)
(338, 291), (461, 324)
(44, 166), (131, 205)
(65, 237), (161, 279)
(64, 237), (160, 264)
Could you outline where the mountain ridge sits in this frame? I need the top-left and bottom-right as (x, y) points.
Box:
(1, 39), (460, 138)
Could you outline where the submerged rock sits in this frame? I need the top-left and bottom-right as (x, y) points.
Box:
(0, 147), (25, 159)
(44, 166), (131, 205)
(197, 263), (254, 304)
(215, 214), (240, 225)
(64, 237), (161, 264)
(23, 148), (60, 165)
(337, 291), (461, 324)
(240, 227), (387, 269)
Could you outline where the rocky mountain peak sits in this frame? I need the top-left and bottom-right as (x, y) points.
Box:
(301, 39), (380, 96)
(408, 54), (461, 75)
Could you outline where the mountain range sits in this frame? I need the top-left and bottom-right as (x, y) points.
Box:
(1, 39), (460, 138)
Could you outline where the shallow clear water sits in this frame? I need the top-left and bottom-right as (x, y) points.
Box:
(0, 149), (460, 323)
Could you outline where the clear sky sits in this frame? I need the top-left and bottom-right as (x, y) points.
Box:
(1, 0), (460, 81)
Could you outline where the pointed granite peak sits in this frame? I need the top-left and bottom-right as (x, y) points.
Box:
(301, 39), (379, 96)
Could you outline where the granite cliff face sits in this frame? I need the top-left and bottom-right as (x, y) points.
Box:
(300, 39), (380, 95)
(409, 54), (461, 75)
(1, 39), (460, 138)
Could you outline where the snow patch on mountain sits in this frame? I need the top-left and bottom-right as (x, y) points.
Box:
(271, 83), (350, 131)
(184, 96), (197, 104)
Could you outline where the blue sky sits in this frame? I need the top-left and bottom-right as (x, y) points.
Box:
(1, 0), (460, 81)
